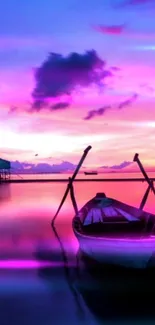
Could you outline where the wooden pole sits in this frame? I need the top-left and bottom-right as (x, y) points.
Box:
(51, 145), (92, 227)
(133, 153), (155, 195)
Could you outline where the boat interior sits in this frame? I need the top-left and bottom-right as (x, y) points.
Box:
(73, 214), (155, 238)
(73, 186), (155, 238)
(82, 220), (150, 237)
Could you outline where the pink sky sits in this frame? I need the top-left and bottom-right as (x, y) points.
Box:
(1, 0), (155, 167)
(0, 62), (155, 168)
(1, 94), (155, 167)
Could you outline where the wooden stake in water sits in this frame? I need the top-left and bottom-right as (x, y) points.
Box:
(51, 145), (92, 226)
(133, 153), (155, 209)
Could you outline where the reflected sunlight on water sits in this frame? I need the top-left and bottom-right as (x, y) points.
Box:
(0, 259), (65, 269)
(0, 178), (155, 261)
(0, 178), (155, 324)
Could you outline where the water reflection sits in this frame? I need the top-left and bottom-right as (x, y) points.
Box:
(35, 236), (85, 320)
(74, 250), (155, 323)
(0, 184), (11, 203)
(0, 180), (155, 325)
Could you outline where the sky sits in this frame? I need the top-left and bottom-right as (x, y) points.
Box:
(1, 0), (155, 167)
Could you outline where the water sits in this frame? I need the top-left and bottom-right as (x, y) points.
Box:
(0, 177), (155, 324)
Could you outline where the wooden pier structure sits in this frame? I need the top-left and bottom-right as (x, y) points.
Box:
(0, 158), (11, 182)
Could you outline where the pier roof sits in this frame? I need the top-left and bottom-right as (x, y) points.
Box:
(0, 158), (11, 170)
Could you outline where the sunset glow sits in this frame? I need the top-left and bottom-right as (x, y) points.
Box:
(0, 0), (155, 168)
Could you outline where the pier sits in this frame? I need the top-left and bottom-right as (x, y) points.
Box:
(0, 158), (11, 182)
(3, 177), (155, 183)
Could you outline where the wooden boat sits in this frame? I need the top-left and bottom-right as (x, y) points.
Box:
(73, 192), (155, 269)
(84, 171), (98, 175)
(51, 147), (155, 269)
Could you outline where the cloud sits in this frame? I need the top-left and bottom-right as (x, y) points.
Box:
(84, 93), (138, 120)
(125, 0), (154, 5)
(92, 24), (126, 35)
(110, 66), (121, 72)
(93, 24), (155, 42)
(84, 105), (111, 120)
(140, 84), (154, 93)
(118, 93), (138, 109)
(116, 0), (154, 8)
(129, 45), (155, 51)
(51, 102), (70, 110)
(0, 148), (33, 155)
(31, 50), (112, 111)
(8, 106), (18, 114)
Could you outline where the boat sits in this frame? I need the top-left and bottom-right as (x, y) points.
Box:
(84, 171), (98, 175)
(73, 192), (155, 269)
(51, 146), (155, 269)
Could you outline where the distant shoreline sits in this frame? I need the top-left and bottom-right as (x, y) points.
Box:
(1, 177), (155, 183)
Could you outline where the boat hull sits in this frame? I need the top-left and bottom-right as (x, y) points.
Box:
(73, 223), (155, 269)
(84, 172), (98, 175)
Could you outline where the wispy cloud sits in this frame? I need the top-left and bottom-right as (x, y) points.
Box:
(9, 106), (18, 114)
(120, 0), (154, 7)
(84, 105), (111, 120)
(92, 24), (126, 35)
(128, 45), (155, 51)
(110, 66), (121, 72)
(84, 93), (138, 120)
(114, 0), (155, 9)
(140, 83), (154, 93)
(93, 24), (155, 41)
(118, 93), (138, 109)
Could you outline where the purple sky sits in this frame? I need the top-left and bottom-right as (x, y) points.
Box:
(0, 0), (155, 167)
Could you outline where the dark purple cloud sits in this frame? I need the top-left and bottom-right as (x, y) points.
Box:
(11, 160), (77, 173)
(118, 93), (138, 109)
(51, 102), (70, 110)
(92, 24), (126, 35)
(31, 50), (112, 111)
(84, 105), (111, 120)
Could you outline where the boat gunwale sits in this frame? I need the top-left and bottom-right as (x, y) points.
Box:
(72, 217), (155, 242)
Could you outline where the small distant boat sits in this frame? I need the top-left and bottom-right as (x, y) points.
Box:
(52, 147), (155, 270)
(84, 171), (98, 175)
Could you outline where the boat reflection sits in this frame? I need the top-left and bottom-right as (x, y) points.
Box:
(75, 249), (155, 323)
(35, 240), (85, 320)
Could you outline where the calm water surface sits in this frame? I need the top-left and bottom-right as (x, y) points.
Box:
(0, 179), (155, 325)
